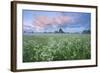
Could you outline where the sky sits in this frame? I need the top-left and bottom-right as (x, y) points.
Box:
(23, 10), (91, 33)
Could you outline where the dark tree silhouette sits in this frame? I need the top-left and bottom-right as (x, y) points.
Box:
(82, 30), (91, 34)
(54, 31), (58, 33)
(59, 28), (64, 33)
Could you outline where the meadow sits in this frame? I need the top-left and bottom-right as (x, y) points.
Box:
(23, 34), (91, 62)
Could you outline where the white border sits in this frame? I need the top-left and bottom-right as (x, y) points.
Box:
(17, 3), (96, 69)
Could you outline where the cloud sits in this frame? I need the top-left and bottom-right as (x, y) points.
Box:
(53, 15), (71, 24)
(32, 15), (72, 32)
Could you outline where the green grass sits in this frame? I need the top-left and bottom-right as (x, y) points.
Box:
(23, 34), (91, 62)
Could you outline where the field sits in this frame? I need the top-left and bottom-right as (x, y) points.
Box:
(23, 34), (91, 62)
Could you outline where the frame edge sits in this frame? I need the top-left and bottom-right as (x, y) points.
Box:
(11, 1), (17, 72)
(12, 1), (97, 8)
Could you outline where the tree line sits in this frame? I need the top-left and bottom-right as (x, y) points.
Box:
(24, 28), (90, 34)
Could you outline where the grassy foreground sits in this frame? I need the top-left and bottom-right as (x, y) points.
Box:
(23, 34), (91, 62)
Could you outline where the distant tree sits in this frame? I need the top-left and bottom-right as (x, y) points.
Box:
(44, 32), (47, 33)
(59, 28), (64, 33)
(54, 31), (58, 33)
(82, 30), (91, 34)
(24, 31), (26, 33)
(31, 31), (34, 33)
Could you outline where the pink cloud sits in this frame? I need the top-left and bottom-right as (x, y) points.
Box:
(33, 15), (72, 32)
(53, 16), (71, 25)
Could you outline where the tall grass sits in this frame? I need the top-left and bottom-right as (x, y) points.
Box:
(23, 34), (91, 62)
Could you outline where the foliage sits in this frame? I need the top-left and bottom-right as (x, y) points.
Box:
(82, 30), (91, 34)
(54, 28), (64, 33)
(23, 34), (91, 62)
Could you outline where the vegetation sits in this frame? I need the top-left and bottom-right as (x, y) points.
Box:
(82, 30), (91, 34)
(54, 28), (64, 33)
(23, 34), (91, 62)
